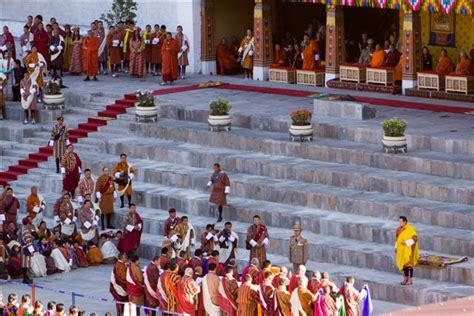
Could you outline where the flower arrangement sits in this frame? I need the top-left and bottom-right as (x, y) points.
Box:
(209, 98), (231, 116)
(290, 109), (312, 126)
(381, 117), (407, 137)
(135, 89), (155, 107)
(198, 81), (222, 88)
(44, 78), (62, 95)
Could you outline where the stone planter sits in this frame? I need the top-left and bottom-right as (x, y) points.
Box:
(43, 93), (65, 110)
(208, 114), (231, 132)
(382, 135), (407, 153)
(135, 105), (158, 122)
(289, 124), (313, 142)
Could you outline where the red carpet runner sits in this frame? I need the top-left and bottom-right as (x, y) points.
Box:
(1, 81), (471, 186)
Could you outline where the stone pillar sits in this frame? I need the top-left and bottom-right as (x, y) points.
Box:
(253, 0), (273, 81)
(325, 5), (345, 85)
(401, 10), (422, 93)
(201, 0), (216, 75)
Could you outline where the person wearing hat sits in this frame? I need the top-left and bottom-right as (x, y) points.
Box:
(288, 224), (308, 273)
(358, 38), (375, 65)
(49, 116), (70, 173)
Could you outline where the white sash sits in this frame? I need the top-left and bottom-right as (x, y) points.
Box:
(157, 275), (168, 303)
(118, 163), (133, 196)
(242, 37), (255, 64)
(218, 231), (238, 264)
(110, 268), (128, 297)
(143, 265), (159, 300)
(98, 32), (108, 56)
(61, 222), (75, 236)
(21, 67), (39, 110)
(178, 223), (194, 252)
(50, 35), (65, 62)
(202, 275), (221, 316)
(290, 288), (307, 316)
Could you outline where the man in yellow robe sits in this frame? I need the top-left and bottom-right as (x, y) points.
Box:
(113, 153), (135, 208)
(369, 44), (386, 68)
(239, 28), (254, 79)
(395, 216), (419, 285)
(26, 186), (46, 228)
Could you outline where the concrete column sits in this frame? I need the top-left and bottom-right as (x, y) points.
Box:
(325, 5), (345, 85)
(401, 10), (422, 93)
(201, 0), (216, 75)
(253, 0), (273, 81)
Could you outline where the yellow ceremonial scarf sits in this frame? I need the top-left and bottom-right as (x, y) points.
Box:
(395, 224), (419, 271)
(143, 31), (152, 41)
(123, 28), (133, 53)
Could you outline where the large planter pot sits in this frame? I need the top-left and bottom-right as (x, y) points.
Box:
(208, 114), (231, 132)
(43, 93), (65, 110)
(135, 105), (158, 122)
(289, 124), (313, 142)
(382, 135), (407, 153)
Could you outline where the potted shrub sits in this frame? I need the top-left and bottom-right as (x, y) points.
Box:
(208, 98), (231, 131)
(289, 109), (313, 142)
(135, 89), (158, 122)
(43, 78), (65, 110)
(381, 117), (407, 153)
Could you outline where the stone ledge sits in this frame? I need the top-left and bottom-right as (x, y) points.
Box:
(313, 98), (377, 120)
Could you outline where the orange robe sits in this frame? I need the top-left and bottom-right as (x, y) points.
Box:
(87, 246), (103, 265)
(395, 56), (403, 81)
(237, 284), (257, 316)
(83, 36), (100, 76)
(23, 52), (44, 87)
(436, 56), (453, 76)
(298, 287), (315, 316)
(272, 49), (287, 67)
(302, 40), (318, 70)
(216, 43), (238, 75)
(161, 38), (179, 82)
(370, 50), (386, 67)
(26, 194), (41, 220)
(454, 58), (472, 75)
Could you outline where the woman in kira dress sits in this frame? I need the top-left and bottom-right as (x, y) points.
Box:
(129, 29), (145, 78)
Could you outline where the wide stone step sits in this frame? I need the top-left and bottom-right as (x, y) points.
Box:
(135, 231), (471, 307)
(103, 118), (474, 182)
(76, 128), (474, 206)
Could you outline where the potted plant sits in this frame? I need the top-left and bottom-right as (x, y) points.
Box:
(289, 109), (313, 142)
(43, 78), (65, 110)
(135, 89), (158, 122)
(381, 117), (407, 153)
(208, 98), (232, 131)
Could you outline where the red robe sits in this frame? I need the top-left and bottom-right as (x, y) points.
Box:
(161, 38), (179, 82)
(62, 152), (82, 193)
(118, 212), (143, 254)
(144, 262), (160, 308)
(177, 275), (199, 315)
(2, 32), (16, 59)
(33, 29), (49, 66)
(258, 283), (277, 316)
(83, 36), (100, 76)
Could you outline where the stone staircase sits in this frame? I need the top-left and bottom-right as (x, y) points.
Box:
(1, 90), (473, 314)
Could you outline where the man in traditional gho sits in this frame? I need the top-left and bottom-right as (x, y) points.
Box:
(290, 277), (316, 316)
(202, 262), (221, 316)
(0, 50), (15, 101)
(33, 22), (49, 66)
(163, 208), (180, 236)
(24, 46), (46, 99)
(1, 26), (16, 59)
(78, 199), (99, 248)
(48, 29), (65, 77)
(110, 252), (128, 316)
(164, 262), (181, 313)
(143, 24), (153, 73)
(49, 116), (70, 173)
(58, 192), (76, 239)
(207, 163), (230, 222)
(26, 186), (46, 228)
(107, 26), (122, 77)
(276, 277), (291, 316)
(188, 248), (203, 271)
(95, 167), (117, 230)
(19, 70), (38, 124)
(20, 217), (35, 284)
(144, 256), (160, 316)
(258, 271), (277, 316)
(238, 28), (255, 79)
(0, 187), (20, 230)
(237, 274), (258, 316)
(175, 216), (195, 260)
(218, 266), (239, 316)
(241, 257), (261, 285)
(246, 215), (269, 264)
(178, 267), (200, 316)
(200, 224), (218, 255)
(150, 24), (164, 76)
(174, 25), (190, 79)
(162, 229), (179, 258)
(289, 265), (308, 293)
(157, 262), (170, 311)
(77, 168), (94, 203)
(289, 224), (308, 273)
(339, 276), (367, 316)
(118, 204), (142, 256)
(207, 250), (225, 276)
(95, 21), (108, 75)
(126, 255), (145, 315)
(114, 153), (135, 208)
(395, 216), (419, 285)
(60, 144), (82, 198)
(217, 221), (238, 266)
(175, 250), (188, 276)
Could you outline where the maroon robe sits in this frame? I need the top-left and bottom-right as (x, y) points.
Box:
(2, 31), (16, 59)
(118, 212), (143, 254)
(0, 195), (20, 230)
(144, 262), (160, 308)
(34, 29), (50, 66)
(258, 283), (277, 316)
(62, 152), (82, 193)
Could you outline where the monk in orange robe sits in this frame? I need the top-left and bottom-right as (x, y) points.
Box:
(436, 49), (453, 76)
(216, 38), (238, 75)
(161, 32), (179, 85)
(272, 43), (287, 67)
(83, 30), (100, 80)
(87, 242), (103, 265)
(302, 34), (319, 70)
(370, 44), (386, 67)
(453, 51), (472, 75)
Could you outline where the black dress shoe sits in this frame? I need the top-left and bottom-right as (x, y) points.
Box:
(84, 77), (90, 81)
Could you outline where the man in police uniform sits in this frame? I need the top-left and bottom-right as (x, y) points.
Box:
(288, 224), (308, 272)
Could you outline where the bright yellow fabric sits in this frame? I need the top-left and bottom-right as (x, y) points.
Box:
(396, 224), (419, 271)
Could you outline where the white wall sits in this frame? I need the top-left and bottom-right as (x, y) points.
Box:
(0, 0), (202, 73)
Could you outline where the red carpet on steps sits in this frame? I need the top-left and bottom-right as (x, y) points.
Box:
(1, 81), (472, 186)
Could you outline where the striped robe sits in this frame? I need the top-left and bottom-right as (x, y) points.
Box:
(164, 271), (180, 312)
(237, 284), (258, 316)
(177, 275), (199, 315)
(50, 124), (69, 158)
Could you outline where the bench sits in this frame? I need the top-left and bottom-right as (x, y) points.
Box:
(296, 69), (325, 87)
(340, 64), (367, 83)
(445, 75), (474, 95)
(417, 71), (445, 91)
(269, 67), (296, 84)
(366, 67), (395, 86)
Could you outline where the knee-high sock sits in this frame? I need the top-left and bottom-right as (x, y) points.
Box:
(120, 195), (125, 206)
(56, 158), (60, 173)
(218, 205), (223, 218)
(106, 213), (114, 227)
(127, 195), (132, 206)
(100, 214), (105, 230)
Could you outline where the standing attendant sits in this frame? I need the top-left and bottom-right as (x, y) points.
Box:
(174, 25), (190, 79)
(246, 215), (269, 264)
(142, 25), (153, 74)
(129, 29), (145, 78)
(78, 200), (99, 247)
(20, 25), (34, 58)
(207, 163), (230, 222)
(20, 71), (38, 124)
(163, 208), (180, 237)
(69, 28), (83, 75)
(239, 28), (255, 79)
(236, 274), (258, 316)
(114, 153), (135, 208)
(150, 25), (164, 76)
(160, 32), (179, 85)
(288, 224), (308, 272)
(83, 30), (100, 81)
(0, 187), (20, 230)
(175, 216), (195, 260)
(395, 216), (419, 285)
(60, 144), (82, 198)
(96, 21), (108, 75)
(49, 117), (70, 173)
(177, 267), (200, 315)
(48, 30), (65, 77)
(21, 218), (35, 284)
(62, 25), (72, 71)
(217, 221), (239, 265)
(126, 255), (145, 316)
(33, 23), (49, 67)
(77, 168), (94, 203)
(118, 204), (143, 256)
(95, 167), (117, 230)
(24, 46), (46, 101)
(1, 26), (16, 59)
(107, 26), (122, 77)
(110, 252), (128, 316)
(13, 59), (26, 102)
(26, 186), (46, 228)
(144, 256), (160, 316)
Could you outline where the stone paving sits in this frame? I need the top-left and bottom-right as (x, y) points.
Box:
(1, 73), (474, 314)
